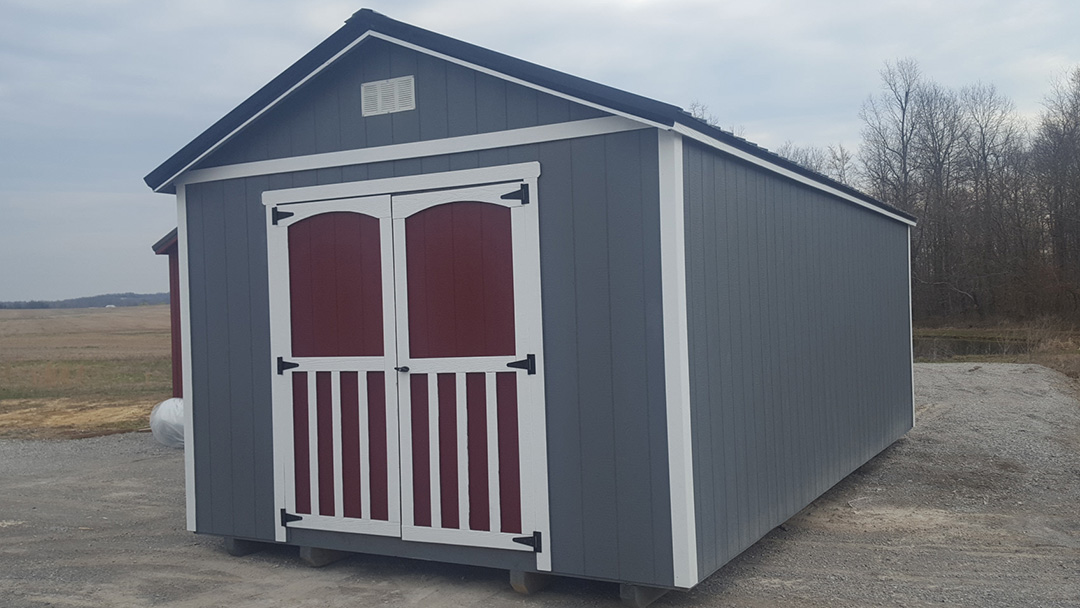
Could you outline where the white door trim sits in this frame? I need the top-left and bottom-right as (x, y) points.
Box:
(391, 177), (551, 569)
(265, 165), (550, 570)
(267, 194), (400, 541)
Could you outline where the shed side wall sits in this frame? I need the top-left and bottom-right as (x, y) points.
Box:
(184, 130), (674, 586)
(682, 140), (913, 581)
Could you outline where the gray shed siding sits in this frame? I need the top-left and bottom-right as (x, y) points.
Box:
(183, 129), (674, 585)
(681, 140), (913, 580)
(196, 38), (606, 170)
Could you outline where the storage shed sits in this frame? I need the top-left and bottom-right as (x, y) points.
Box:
(144, 8), (915, 600)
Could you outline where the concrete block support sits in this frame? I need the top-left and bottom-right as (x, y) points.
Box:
(299, 546), (350, 567)
(509, 570), (550, 594)
(224, 537), (266, 557)
(619, 584), (669, 608)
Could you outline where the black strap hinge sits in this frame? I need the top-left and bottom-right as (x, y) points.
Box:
(277, 357), (300, 375)
(506, 354), (536, 375)
(500, 183), (530, 205)
(512, 531), (542, 552)
(280, 509), (302, 527)
(272, 207), (294, 225)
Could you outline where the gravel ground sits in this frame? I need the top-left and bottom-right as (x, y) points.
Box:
(1, 363), (1077, 607)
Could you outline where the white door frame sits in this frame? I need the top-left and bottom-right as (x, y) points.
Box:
(264, 162), (551, 571)
(265, 194), (400, 538)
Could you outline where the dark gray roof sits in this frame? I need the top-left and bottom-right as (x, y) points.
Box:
(144, 9), (915, 223)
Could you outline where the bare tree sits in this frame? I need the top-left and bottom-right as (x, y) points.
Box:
(858, 59), (922, 215)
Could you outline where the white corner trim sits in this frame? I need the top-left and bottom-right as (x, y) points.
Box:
(670, 124), (916, 227)
(262, 161), (540, 206)
(174, 117), (636, 189)
(176, 184), (197, 532)
(908, 225), (915, 426)
(658, 130), (698, 588)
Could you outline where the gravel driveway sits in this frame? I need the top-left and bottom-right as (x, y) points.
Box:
(1, 363), (1077, 607)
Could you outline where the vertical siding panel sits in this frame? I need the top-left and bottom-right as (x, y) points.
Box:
(684, 145), (714, 576)
(700, 148), (725, 572)
(361, 41), (393, 147)
(536, 139), (585, 575)
(730, 162), (752, 550)
(475, 74), (508, 134)
(288, 92), (318, 158)
(389, 45), (420, 144)
(750, 167), (770, 533)
(570, 135), (619, 580)
(313, 82), (341, 154)
(245, 174), (276, 539)
(713, 156), (737, 559)
(506, 85), (539, 130)
(536, 95), (571, 125)
(316, 167), (343, 186)
(223, 178), (256, 539)
(445, 63), (477, 138)
(199, 181), (233, 535)
(339, 56), (366, 151)
(606, 130), (653, 583)
(638, 130), (673, 586)
(417, 54), (449, 142)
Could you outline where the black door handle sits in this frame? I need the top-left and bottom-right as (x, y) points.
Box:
(394, 366), (410, 373)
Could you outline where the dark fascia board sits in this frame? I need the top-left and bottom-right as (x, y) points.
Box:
(144, 8), (915, 225)
(152, 228), (179, 254)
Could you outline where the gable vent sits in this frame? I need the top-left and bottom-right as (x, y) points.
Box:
(361, 75), (415, 116)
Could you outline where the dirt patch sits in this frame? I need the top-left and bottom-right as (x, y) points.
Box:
(0, 306), (171, 439)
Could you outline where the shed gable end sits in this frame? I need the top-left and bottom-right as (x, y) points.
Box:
(195, 38), (609, 171)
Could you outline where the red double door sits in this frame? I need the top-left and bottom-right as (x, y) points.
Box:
(267, 178), (549, 568)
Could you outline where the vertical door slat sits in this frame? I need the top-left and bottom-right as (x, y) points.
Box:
(331, 371), (344, 518)
(358, 371), (371, 519)
(307, 372), (319, 517)
(485, 372), (501, 532)
(428, 372), (442, 529)
(455, 372), (469, 530)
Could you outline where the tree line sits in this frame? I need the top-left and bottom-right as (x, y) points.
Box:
(774, 59), (1080, 323)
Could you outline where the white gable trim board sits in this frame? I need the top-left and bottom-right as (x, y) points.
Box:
(175, 116), (641, 189)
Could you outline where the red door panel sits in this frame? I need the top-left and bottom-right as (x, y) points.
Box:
(289, 212), (383, 357)
(405, 203), (515, 358)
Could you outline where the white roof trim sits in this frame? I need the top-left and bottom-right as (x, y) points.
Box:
(672, 123), (915, 226)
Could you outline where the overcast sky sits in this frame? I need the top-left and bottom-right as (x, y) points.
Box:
(1, 0), (1078, 301)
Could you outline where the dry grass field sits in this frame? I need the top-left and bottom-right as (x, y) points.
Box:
(0, 305), (172, 439)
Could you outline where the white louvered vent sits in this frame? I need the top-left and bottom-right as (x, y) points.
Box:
(361, 75), (416, 116)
